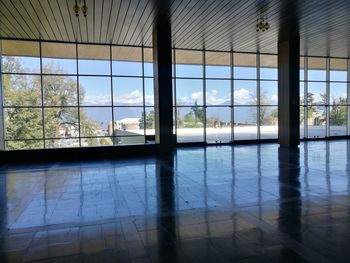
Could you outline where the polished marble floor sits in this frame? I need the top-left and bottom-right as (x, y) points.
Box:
(1, 141), (350, 262)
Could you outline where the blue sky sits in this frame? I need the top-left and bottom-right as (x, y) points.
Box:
(3, 55), (348, 126)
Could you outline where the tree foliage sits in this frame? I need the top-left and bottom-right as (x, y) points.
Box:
(3, 57), (112, 149)
(330, 97), (347, 126)
(139, 110), (155, 129)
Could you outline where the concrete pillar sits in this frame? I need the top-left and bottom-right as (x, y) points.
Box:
(152, 0), (175, 152)
(278, 37), (300, 147)
(278, 1), (300, 148)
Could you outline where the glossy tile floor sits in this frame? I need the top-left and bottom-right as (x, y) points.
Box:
(1, 141), (350, 262)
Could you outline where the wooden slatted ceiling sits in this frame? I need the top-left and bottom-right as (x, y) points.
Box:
(1, 0), (350, 57)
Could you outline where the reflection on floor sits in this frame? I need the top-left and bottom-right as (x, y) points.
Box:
(1, 140), (350, 262)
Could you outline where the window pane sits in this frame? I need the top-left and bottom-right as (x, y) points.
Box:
(113, 77), (143, 106)
(113, 107), (145, 136)
(330, 105), (347, 136)
(6, 140), (43, 150)
(175, 50), (203, 78)
(42, 42), (77, 74)
(300, 57), (305, 81)
(114, 136), (145, 145)
(205, 52), (230, 78)
(79, 76), (111, 106)
(205, 80), (230, 105)
(308, 57), (326, 81)
(78, 61), (110, 75)
(308, 82), (326, 105)
(41, 42), (76, 58)
(82, 137), (113, 147)
(307, 106), (326, 138)
(42, 58), (77, 75)
(330, 58), (347, 81)
(80, 107), (112, 137)
(2, 40), (40, 56)
(260, 81), (277, 105)
(234, 106), (257, 140)
(45, 139), (80, 148)
(176, 107), (204, 142)
(234, 80), (257, 105)
(260, 106), (278, 139)
(5, 107), (43, 140)
(112, 46), (142, 76)
(176, 79), (203, 106)
(144, 107), (155, 136)
(144, 48), (153, 77)
(330, 83), (347, 105)
(145, 78), (154, 106)
(206, 107), (231, 143)
(300, 82), (305, 105)
(2, 56), (40, 74)
(44, 107), (79, 139)
(234, 53), (256, 79)
(113, 136), (146, 145)
(43, 75), (78, 106)
(260, 55), (277, 80)
(300, 106), (305, 138)
(3, 74), (41, 106)
(78, 44), (110, 75)
(2, 40), (40, 74)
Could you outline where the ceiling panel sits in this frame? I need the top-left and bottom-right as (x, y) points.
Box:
(0, 0), (350, 57)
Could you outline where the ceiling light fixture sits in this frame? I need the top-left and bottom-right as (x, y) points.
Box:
(73, 0), (88, 17)
(256, 11), (269, 32)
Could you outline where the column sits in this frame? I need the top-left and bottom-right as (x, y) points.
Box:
(278, 1), (300, 147)
(153, 0), (175, 152)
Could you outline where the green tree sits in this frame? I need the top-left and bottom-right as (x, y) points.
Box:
(3, 57), (43, 149)
(190, 100), (204, 120)
(300, 92), (326, 125)
(183, 111), (200, 128)
(250, 90), (277, 125)
(139, 110), (155, 129)
(330, 97), (347, 126)
(3, 57), (112, 149)
(176, 101), (204, 128)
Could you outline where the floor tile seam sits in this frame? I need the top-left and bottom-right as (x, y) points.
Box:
(175, 168), (342, 205)
(237, 211), (333, 263)
(5, 206), (240, 237)
(171, 175), (332, 263)
(7, 193), (340, 236)
(9, 179), (53, 229)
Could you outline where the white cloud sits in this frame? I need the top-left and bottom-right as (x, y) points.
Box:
(92, 88), (254, 106)
(206, 89), (227, 105)
(191, 92), (203, 100)
(178, 96), (189, 104)
(177, 88), (253, 105)
(145, 95), (154, 105)
(84, 95), (111, 105)
(84, 90), (155, 105)
(115, 90), (152, 105)
(211, 89), (218, 96)
(234, 88), (251, 104)
(271, 94), (278, 103)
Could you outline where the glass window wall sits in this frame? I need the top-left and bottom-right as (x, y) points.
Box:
(174, 50), (278, 143)
(1, 40), (153, 150)
(1, 40), (349, 150)
(300, 56), (349, 139)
